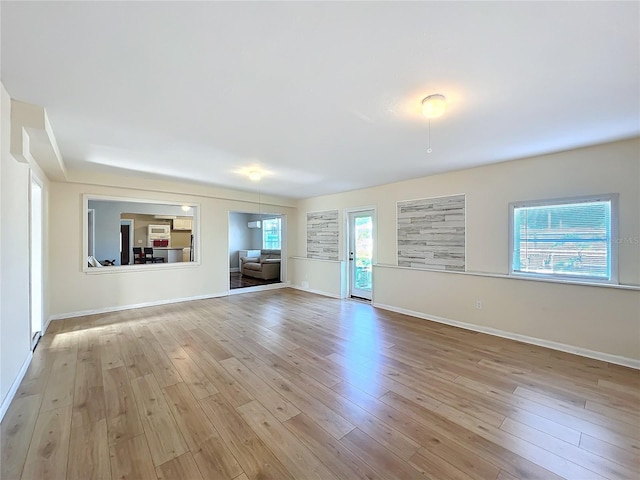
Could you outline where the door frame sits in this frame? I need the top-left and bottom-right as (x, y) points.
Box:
(29, 172), (44, 350)
(344, 206), (377, 301)
(119, 219), (134, 265)
(227, 210), (288, 294)
(87, 208), (96, 257)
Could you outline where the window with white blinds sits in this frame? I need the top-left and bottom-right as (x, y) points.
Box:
(509, 195), (617, 282)
(262, 217), (282, 250)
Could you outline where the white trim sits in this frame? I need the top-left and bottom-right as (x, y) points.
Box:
(373, 263), (640, 290)
(83, 194), (201, 273)
(345, 207), (376, 301)
(87, 208), (96, 257)
(280, 214), (287, 283)
(228, 209), (287, 288)
(228, 281), (290, 296)
(84, 192), (200, 207)
(29, 172), (44, 345)
(0, 352), (33, 422)
(47, 291), (229, 321)
(290, 284), (343, 299)
(261, 216), (282, 250)
(289, 256), (343, 264)
(85, 261), (200, 274)
(508, 193), (619, 285)
(119, 218), (134, 265)
(30, 332), (41, 351)
(373, 302), (640, 370)
(42, 315), (53, 335)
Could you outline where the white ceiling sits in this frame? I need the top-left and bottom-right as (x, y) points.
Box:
(2, 1), (638, 198)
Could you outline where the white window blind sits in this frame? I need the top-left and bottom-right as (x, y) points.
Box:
(510, 196), (616, 282)
(262, 217), (281, 250)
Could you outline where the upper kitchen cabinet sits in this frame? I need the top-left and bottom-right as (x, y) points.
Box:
(173, 217), (193, 231)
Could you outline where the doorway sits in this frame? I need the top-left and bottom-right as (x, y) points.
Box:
(120, 219), (133, 265)
(347, 209), (375, 301)
(228, 211), (286, 291)
(29, 174), (43, 349)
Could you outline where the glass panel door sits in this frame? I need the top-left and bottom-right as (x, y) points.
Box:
(348, 210), (373, 300)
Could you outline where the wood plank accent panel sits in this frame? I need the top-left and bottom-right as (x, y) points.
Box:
(1, 289), (638, 479)
(397, 194), (466, 271)
(307, 210), (339, 260)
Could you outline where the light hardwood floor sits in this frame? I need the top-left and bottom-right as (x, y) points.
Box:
(2, 288), (639, 479)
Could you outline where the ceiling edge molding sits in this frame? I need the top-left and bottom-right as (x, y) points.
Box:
(10, 99), (67, 181)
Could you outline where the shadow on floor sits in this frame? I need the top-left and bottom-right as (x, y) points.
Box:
(230, 272), (281, 289)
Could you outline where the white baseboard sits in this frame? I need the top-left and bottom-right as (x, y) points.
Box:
(373, 302), (640, 370)
(0, 351), (33, 422)
(46, 290), (638, 368)
(43, 316), (53, 334)
(230, 267), (240, 273)
(48, 291), (229, 322)
(290, 285), (344, 299)
(49, 285), (297, 321)
(229, 282), (290, 295)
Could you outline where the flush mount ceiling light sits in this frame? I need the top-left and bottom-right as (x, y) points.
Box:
(248, 170), (262, 182)
(421, 94), (446, 153)
(235, 166), (269, 182)
(421, 94), (447, 119)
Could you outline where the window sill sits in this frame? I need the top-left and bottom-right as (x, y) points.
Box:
(84, 261), (200, 274)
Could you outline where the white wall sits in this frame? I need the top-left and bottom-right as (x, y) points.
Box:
(229, 212), (258, 270)
(48, 182), (296, 317)
(247, 214), (265, 248)
(290, 257), (346, 298)
(0, 84), (30, 408)
(0, 84), (51, 411)
(89, 199), (123, 264)
(293, 139), (640, 363)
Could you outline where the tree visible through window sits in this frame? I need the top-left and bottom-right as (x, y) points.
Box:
(262, 217), (281, 250)
(510, 196), (616, 282)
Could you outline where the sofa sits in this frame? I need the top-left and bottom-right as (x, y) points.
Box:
(240, 250), (281, 280)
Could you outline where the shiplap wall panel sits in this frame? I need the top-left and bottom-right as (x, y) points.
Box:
(307, 210), (339, 260)
(397, 195), (466, 271)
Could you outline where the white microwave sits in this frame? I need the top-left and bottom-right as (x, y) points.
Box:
(148, 224), (170, 236)
(148, 225), (171, 246)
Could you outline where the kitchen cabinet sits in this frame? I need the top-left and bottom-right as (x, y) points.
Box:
(173, 218), (193, 230)
(153, 247), (185, 263)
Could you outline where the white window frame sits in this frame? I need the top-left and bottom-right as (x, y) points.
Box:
(82, 194), (200, 273)
(262, 216), (282, 250)
(508, 194), (618, 284)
